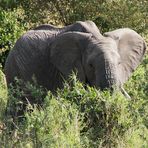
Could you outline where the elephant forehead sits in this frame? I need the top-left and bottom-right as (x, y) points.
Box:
(88, 38), (118, 55)
(99, 38), (118, 51)
(86, 38), (120, 64)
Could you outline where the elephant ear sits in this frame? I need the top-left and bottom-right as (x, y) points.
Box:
(104, 28), (147, 84)
(50, 31), (92, 82)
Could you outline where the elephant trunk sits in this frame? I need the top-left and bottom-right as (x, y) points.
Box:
(95, 59), (118, 90)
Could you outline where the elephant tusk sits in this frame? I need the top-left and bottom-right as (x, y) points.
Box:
(120, 87), (131, 100)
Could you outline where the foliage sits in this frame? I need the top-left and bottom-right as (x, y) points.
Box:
(1, 0), (147, 31)
(0, 67), (7, 120)
(0, 0), (17, 8)
(0, 67), (148, 147)
(2, 93), (81, 147)
(95, 0), (148, 33)
(0, 7), (28, 68)
(124, 54), (148, 128)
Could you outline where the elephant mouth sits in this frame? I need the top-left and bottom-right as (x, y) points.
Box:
(99, 79), (116, 91)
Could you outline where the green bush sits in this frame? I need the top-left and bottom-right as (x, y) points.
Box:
(124, 54), (148, 129)
(8, 0), (148, 32)
(2, 0), (147, 33)
(0, 67), (7, 120)
(95, 0), (148, 33)
(1, 71), (148, 147)
(0, 8), (27, 68)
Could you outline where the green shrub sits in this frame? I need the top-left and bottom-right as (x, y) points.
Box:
(95, 0), (148, 33)
(0, 66), (7, 120)
(1, 73), (147, 147)
(2, 0), (147, 33)
(1, 78), (81, 147)
(125, 55), (148, 129)
(57, 75), (148, 147)
(6, 0), (147, 32)
(0, 8), (27, 68)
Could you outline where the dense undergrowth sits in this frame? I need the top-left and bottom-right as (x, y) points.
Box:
(0, 55), (148, 147)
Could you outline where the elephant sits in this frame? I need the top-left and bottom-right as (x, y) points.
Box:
(4, 21), (146, 119)
(4, 21), (103, 91)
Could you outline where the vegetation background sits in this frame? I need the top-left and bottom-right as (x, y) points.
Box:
(0, 0), (148, 147)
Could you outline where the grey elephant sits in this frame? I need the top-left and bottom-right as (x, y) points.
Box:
(5, 21), (146, 117)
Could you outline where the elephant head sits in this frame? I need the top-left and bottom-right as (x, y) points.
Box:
(50, 29), (146, 92)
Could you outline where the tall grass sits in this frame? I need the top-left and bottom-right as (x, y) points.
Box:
(0, 54), (148, 147)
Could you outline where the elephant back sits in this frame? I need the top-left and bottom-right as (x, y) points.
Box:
(5, 30), (60, 89)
